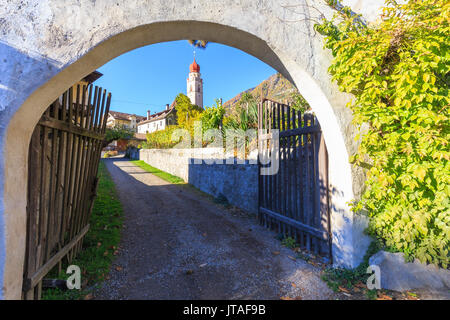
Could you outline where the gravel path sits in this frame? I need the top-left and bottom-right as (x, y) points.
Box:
(94, 158), (336, 300)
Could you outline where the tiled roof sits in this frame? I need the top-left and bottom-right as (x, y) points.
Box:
(137, 100), (177, 126)
(189, 58), (200, 73)
(109, 111), (146, 122)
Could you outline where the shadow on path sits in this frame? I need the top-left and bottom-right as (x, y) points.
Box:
(94, 157), (335, 300)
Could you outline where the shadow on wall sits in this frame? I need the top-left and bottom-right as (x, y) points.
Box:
(187, 158), (258, 214)
(0, 41), (62, 117)
(328, 184), (372, 268)
(0, 41), (62, 300)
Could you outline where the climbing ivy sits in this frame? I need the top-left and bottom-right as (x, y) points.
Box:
(315, 0), (449, 267)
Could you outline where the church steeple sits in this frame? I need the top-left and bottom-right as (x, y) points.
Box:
(187, 57), (203, 108)
(189, 58), (200, 73)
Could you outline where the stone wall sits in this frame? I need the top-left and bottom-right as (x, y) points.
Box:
(189, 161), (258, 214)
(126, 147), (140, 160)
(139, 148), (258, 213)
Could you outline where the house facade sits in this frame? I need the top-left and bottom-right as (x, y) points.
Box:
(137, 103), (177, 134)
(106, 111), (146, 131)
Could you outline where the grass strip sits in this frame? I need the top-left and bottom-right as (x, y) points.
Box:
(130, 160), (185, 184)
(42, 160), (123, 300)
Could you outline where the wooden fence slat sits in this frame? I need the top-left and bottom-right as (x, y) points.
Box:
(24, 126), (42, 299)
(44, 123), (58, 260)
(23, 84), (112, 299)
(84, 85), (93, 130)
(38, 116), (105, 140)
(74, 137), (88, 248)
(96, 89), (107, 132)
(38, 126), (50, 269)
(77, 137), (94, 237)
(93, 87), (103, 131)
(81, 92), (110, 230)
(60, 88), (75, 246)
(80, 139), (97, 228)
(24, 224), (90, 291)
(68, 87), (90, 247)
(72, 87), (92, 240)
(66, 86), (83, 251)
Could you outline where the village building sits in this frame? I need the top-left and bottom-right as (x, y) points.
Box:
(104, 111), (146, 152)
(105, 134), (147, 152)
(137, 102), (177, 134)
(106, 111), (146, 131)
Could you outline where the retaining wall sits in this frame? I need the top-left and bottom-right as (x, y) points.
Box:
(139, 148), (258, 213)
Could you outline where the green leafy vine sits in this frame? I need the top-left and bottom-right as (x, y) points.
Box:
(315, 0), (449, 267)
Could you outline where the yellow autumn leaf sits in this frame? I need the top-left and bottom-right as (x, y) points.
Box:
(413, 167), (427, 181)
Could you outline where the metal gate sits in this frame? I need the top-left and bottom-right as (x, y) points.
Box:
(23, 84), (111, 299)
(258, 99), (332, 259)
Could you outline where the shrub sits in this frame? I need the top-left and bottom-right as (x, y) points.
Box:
(103, 150), (118, 158)
(143, 125), (181, 149)
(104, 124), (135, 146)
(201, 99), (225, 133)
(175, 93), (203, 131)
(316, 0), (449, 267)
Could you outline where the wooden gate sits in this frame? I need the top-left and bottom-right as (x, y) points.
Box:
(258, 99), (332, 259)
(23, 84), (111, 299)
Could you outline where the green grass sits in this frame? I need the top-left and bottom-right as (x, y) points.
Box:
(130, 160), (235, 209)
(321, 241), (382, 299)
(131, 160), (185, 184)
(281, 236), (297, 249)
(42, 161), (124, 300)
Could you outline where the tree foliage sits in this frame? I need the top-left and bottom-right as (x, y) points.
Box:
(223, 93), (259, 131)
(144, 125), (181, 149)
(144, 93), (203, 149)
(201, 99), (225, 132)
(291, 92), (310, 114)
(174, 93), (203, 131)
(316, 0), (449, 267)
(104, 124), (135, 147)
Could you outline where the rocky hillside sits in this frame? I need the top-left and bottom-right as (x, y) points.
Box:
(222, 73), (299, 111)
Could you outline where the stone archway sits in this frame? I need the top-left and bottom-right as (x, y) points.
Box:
(0, 0), (374, 299)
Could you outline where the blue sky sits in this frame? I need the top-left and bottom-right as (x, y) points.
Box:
(94, 40), (276, 116)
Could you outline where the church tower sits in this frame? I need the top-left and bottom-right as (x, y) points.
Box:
(186, 58), (203, 108)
